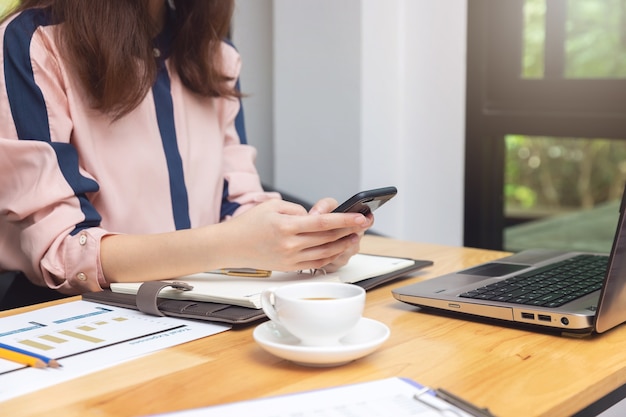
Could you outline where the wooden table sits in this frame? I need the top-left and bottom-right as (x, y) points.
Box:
(2, 235), (625, 417)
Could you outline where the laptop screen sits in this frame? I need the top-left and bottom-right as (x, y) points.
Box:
(594, 188), (626, 333)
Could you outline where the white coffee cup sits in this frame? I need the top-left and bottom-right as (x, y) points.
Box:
(260, 282), (366, 346)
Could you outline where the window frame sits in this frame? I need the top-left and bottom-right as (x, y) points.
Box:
(464, 0), (626, 250)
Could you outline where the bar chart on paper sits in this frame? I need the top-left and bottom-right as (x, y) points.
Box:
(0, 302), (185, 374)
(0, 300), (228, 402)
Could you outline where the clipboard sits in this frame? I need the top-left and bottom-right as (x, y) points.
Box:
(141, 376), (496, 416)
(82, 255), (432, 325)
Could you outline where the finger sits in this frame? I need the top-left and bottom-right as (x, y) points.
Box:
(297, 212), (371, 235)
(270, 198), (309, 216)
(295, 233), (361, 267)
(308, 197), (338, 215)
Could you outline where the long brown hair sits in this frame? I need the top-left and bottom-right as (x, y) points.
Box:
(5, 0), (236, 119)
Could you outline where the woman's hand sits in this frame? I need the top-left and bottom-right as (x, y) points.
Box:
(218, 198), (372, 272)
(102, 197), (373, 284)
(308, 197), (373, 272)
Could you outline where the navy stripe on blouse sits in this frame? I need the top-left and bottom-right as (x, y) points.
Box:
(152, 65), (192, 230)
(3, 8), (101, 235)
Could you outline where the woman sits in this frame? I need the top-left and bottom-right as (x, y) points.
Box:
(0, 0), (372, 296)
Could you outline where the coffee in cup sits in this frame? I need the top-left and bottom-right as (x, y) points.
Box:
(260, 282), (365, 346)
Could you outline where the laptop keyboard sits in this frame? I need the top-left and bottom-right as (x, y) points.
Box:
(459, 254), (608, 308)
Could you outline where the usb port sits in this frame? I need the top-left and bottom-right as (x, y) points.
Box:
(538, 314), (551, 322)
(521, 312), (534, 320)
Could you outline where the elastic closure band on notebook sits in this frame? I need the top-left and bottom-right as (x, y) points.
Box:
(136, 281), (193, 316)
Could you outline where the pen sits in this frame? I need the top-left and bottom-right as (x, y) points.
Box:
(0, 342), (61, 368)
(207, 268), (272, 278)
(0, 347), (47, 369)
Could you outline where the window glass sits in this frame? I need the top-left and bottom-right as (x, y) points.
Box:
(523, 0), (546, 78)
(523, 0), (626, 79)
(504, 135), (626, 252)
(566, 0), (626, 78)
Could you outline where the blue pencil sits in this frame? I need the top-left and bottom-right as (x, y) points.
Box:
(0, 342), (61, 368)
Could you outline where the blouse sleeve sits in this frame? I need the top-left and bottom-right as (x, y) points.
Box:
(0, 18), (109, 294)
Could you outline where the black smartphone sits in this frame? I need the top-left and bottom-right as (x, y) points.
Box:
(332, 186), (398, 215)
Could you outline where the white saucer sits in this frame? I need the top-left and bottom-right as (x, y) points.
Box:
(253, 317), (390, 367)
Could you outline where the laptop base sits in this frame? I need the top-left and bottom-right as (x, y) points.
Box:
(410, 305), (595, 338)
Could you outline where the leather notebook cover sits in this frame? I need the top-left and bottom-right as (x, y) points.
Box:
(82, 256), (433, 325)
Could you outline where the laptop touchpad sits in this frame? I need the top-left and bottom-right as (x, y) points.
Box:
(460, 263), (529, 277)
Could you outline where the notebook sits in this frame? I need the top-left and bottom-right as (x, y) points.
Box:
(84, 254), (433, 324)
(109, 254), (429, 309)
(392, 183), (626, 336)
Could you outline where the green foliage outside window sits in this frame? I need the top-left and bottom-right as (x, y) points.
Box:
(522, 0), (546, 78)
(523, 0), (626, 79)
(506, 136), (626, 216)
(565, 0), (626, 78)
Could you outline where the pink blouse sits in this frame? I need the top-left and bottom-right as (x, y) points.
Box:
(0, 8), (278, 293)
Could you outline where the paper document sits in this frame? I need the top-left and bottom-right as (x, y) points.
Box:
(110, 254), (417, 308)
(0, 300), (229, 401)
(146, 377), (492, 417)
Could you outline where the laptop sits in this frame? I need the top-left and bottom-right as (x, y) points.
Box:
(392, 185), (626, 336)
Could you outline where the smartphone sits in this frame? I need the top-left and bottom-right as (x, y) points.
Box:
(332, 186), (398, 215)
